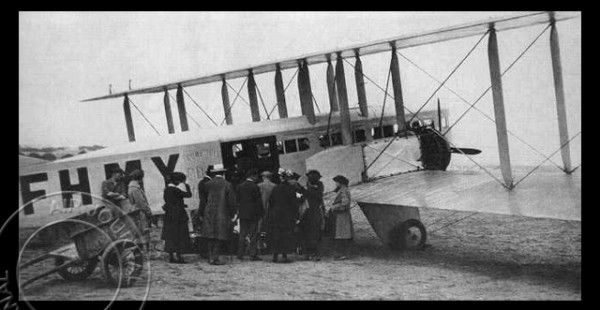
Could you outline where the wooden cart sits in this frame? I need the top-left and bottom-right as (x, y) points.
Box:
(20, 207), (145, 288)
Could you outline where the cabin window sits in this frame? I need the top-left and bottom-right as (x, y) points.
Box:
(232, 143), (244, 158)
(331, 133), (343, 146)
(354, 129), (366, 143)
(319, 135), (330, 147)
(382, 125), (394, 137)
(284, 139), (298, 153)
(298, 138), (310, 151)
(256, 142), (272, 159)
(277, 141), (285, 154)
(373, 125), (395, 139)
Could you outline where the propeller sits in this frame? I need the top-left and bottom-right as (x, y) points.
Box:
(450, 147), (482, 155)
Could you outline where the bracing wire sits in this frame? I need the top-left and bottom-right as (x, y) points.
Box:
(127, 97), (161, 136)
(168, 92), (203, 130)
(220, 77), (248, 125)
(182, 88), (218, 126)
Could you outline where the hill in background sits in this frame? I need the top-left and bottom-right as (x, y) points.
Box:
(19, 144), (105, 161)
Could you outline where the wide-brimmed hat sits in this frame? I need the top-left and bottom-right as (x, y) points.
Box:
(333, 175), (349, 186)
(210, 163), (227, 173)
(306, 170), (322, 179)
(260, 170), (273, 177)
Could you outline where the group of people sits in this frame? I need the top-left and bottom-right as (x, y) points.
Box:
(100, 164), (355, 266)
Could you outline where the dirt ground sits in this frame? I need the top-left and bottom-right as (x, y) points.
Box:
(18, 204), (581, 301)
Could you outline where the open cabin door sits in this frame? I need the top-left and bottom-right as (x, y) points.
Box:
(220, 135), (280, 178)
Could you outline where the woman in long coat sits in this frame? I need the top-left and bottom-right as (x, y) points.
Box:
(267, 170), (301, 263)
(330, 175), (354, 260)
(299, 170), (325, 261)
(127, 169), (152, 252)
(161, 172), (192, 263)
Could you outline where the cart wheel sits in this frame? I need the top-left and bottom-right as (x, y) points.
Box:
(55, 257), (98, 281)
(389, 219), (427, 251)
(101, 240), (144, 287)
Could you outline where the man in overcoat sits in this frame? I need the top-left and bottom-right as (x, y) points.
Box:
(268, 170), (302, 263)
(236, 168), (263, 260)
(192, 165), (213, 258)
(198, 165), (237, 265)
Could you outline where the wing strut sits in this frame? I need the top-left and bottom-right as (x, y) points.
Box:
(176, 84), (189, 132)
(274, 64), (289, 119)
(549, 15), (573, 174)
(335, 52), (353, 145)
(221, 77), (233, 125)
(163, 90), (175, 133)
(487, 25), (514, 189)
(123, 95), (135, 142)
(298, 59), (316, 124)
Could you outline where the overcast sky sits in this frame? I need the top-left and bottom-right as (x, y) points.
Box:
(19, 11), (581, 167)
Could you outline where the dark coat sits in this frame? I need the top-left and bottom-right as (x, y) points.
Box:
(192, 176), (212, 231)
(197, 176), (212, 206)
(161, 184), (192, 252)
(236, 179), (264, 221)
(199, 176), (237, 241)
(268, 182), (301, 253)
(299, 181), (325, 247)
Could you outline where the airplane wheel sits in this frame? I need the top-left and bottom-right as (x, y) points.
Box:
(389, 219), (427, 251)
(101, 240), (144, 287)
(55, 257), (98, 281)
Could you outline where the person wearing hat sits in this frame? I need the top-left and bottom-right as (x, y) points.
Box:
(257, 171), (276, 236)
(191, 165), (214, 258)
(127, 169), (152, 252)
(267, 169), (302, 263)
(299, 170), (325, 261)
(161, 172), (193, 264)
(101, 167), (128, 207)
(235, 168), (264, 261)
(330, 175), (354, 260)
(198, 164), (237, 265)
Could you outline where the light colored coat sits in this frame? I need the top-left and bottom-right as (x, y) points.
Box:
(128, 180), (152, 243)
(331, 186), (354, 239)
(128, 180), (151, 215)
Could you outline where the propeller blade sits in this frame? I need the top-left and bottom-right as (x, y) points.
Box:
(437, 98), (442, 132)
(450, 147), (482, 155)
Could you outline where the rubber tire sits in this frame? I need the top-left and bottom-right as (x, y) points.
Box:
(55, 257), (98, 281)
(100, 240), (144, 287)
(389, 219), (427, 251)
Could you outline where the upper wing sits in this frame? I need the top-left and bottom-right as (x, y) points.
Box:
(82, 11), (579, 102)
(351, 168), (581, 221)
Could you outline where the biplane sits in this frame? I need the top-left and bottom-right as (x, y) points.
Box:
(18, 11), (580, 251)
